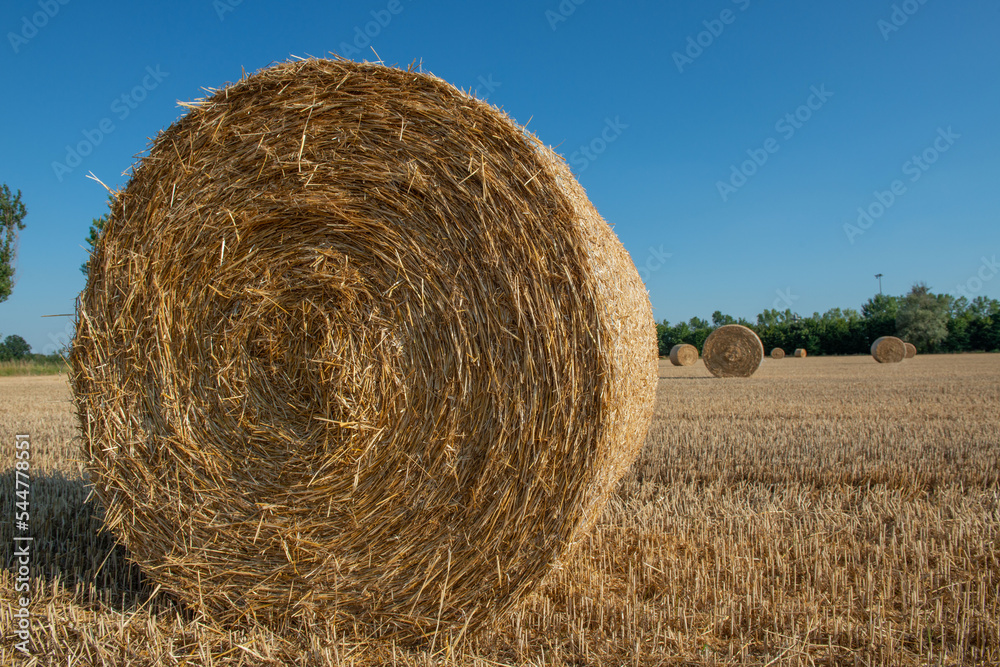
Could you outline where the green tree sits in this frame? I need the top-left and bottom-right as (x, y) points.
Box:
(686, 317), (712, 351)
(81, 198), (112, 277)
(861, 293), (900, 341)
(788, 314), (823, 355)
(0, 334), (31, 361)
(943, 296), (972, 352)
(711, 310), (735, 327)
(965, 296), (1000, 352)
(896, 282), (950, 352)
(815, 307), (867, 355)
(0, 184), (28, 303)
(756, 308), (780, 329)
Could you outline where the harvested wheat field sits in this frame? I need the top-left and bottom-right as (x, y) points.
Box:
(2, 354), (999, 665)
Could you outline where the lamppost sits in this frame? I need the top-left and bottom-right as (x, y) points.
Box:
(875, 273), (883, 295)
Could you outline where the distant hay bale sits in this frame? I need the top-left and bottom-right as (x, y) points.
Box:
(871, 336), (906, 363)
(70, 58), (657, 641)
(669, 343), (699, 366)
(904, 342), (917, 359)
(701, 325), (764, 378)
(770, 348), (785, 359)
(794, 348), (807, 358)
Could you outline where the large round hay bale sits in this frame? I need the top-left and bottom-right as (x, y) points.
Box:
(770, 348), (785, 359)
(794, 348), (807, 358)
(70, 59), (657, 640)
(701, 325), (764, 378)
(904, 342), (917, 359)
(871, 336), (906, 363)
(669, 343), (699, 366)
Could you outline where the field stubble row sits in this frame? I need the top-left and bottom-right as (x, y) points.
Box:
(0, 354), (997, 665)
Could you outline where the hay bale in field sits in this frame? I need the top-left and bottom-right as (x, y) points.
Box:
(904, 342), (917, 359)
(701, 325), (764, 378)
(669, 343), (699, 366)
(70, 58), (657, 641)
(794, 348), (807, 358)
(770, 348), (785, 359)
(871, 336), (906, 363)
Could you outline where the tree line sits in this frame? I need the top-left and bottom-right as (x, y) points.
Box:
(658, 284), (1000, 357)
(2, 184), (998, 361)
(0, 182), (32, 360)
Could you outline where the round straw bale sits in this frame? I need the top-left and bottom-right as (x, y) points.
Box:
(770, 348), (785, 359)
(70, 59), (657, 640)
(701, 325), (764, 378)
(669, 343), (699, 366)
(871, 336), (906, 363)
(904, 342), (917, 359)
(794, 348), (807, 358)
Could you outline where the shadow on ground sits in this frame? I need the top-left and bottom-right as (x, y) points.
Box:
(0, 469), (173, 612)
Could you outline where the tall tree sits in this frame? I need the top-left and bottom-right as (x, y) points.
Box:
(861, 292), (899, 341)
(944, 296), (973, 352)
(81, 196), (113, 277)
(965, 296), (1000, 352)
(711, 310), (735, 327)
(896, 282), (950, 352)
(0, 184), (28, 303)
(0, 334), (31, 361)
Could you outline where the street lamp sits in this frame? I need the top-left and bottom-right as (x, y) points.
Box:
(875, 273), (883, 295)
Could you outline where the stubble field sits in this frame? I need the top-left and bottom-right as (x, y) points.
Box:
(1, 354), (998, 665)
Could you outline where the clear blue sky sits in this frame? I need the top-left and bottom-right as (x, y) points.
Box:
(2, 0), (999, 353)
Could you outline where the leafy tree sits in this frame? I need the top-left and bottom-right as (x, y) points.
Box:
(0, 184), (28, 303)
(81, 197), (112, 277)
(896, 282), (950, 352)
(861, 293), (899, 342)
(711, 310), (735, 327)
(787, 314), (823, 355)
(861, 293), (899, 320)
(0, 334), (31, 361)
(965, 296), (1000, 352)
(815, 307), (867, 355)
(756, 308), (781, 329)
(990, 314), (1000, 353)
(943, 296), (972, 352)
